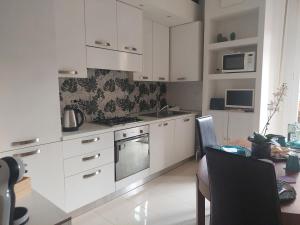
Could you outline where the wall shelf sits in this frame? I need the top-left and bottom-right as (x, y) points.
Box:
(208, 72), (257, 80)
(208, 37), (258, 51)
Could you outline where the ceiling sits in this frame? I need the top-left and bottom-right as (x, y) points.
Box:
(120, 0), (201, 27)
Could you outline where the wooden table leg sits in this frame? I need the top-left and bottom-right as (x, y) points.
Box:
(196, 175), (205, 225)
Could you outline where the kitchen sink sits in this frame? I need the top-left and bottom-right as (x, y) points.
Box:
(143, 111), (190, 118)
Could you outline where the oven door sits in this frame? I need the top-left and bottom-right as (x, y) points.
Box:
(115, 134), (150, 181)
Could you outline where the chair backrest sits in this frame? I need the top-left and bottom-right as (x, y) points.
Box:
(196, 116), (218, 158)
(206, 147), (282, 225)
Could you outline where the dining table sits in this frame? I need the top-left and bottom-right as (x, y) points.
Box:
(196, 155), (300, 225)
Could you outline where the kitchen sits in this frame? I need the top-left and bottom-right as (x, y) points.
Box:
(0, 0), (201, 224)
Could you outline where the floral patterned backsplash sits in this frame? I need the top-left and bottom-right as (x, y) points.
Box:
(59, 69), (167, 122)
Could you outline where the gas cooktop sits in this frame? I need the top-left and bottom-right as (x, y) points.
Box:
(93, 117), (143, 126)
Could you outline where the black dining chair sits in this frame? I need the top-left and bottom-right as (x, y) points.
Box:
(206, 147), (282, 225)
(196, 116), (218, 159)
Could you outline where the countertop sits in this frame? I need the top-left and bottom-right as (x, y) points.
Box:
(17, 191), (71, 225)
(62, 112), (197, 141)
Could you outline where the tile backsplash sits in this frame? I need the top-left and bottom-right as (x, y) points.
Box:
(59, 69), (167, 122)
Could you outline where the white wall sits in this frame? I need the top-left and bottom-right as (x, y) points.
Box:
(167, 82), (202, 112)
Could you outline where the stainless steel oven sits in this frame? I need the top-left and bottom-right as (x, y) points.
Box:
(114, 125), (150, 182)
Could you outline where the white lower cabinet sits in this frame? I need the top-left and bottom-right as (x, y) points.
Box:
(150, 115), (195, 174)
(173, 116), (195, 164)
(208, 110), (254, 144)
(0, 142), (65, 210)
(65, 163), (115, 212)
(150, 120), (175, 174)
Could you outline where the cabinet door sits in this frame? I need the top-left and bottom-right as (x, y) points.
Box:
(1, 142), (65, 210)
(85, 0), (117, 50)
(0, 0), (61, 152)
(133, 18), (153, 81)
(170, 21), (202, 82)
(207, 111), (228, 145)
(153, 22), (170, 82)
(228, 112), (254, 143)
(55, 0), (87, 78)
(174, 116), (195, 163)
(117, 1), (143, 54)
(150, 120), (175, 174)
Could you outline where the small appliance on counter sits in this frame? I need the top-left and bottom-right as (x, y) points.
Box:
(62, 106), (84, 132)
(0, 157), (29, 225)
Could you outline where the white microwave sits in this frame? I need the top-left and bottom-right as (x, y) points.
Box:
(222, 52), (256, 73)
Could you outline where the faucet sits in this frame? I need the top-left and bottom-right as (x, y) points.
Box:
(157, 105), (169, 117)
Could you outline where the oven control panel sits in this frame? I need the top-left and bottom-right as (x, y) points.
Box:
(114, 125), (149, 141)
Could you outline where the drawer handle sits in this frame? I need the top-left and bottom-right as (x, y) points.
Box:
(163, 123), (168, 126)
(159, 77), (165, 81)
(183, 118), (190, 122)
(81, 137), (100, 144)
(13, 149), (41, 158)
(82, 154), (101, 162)
(124, 46), (137, 51)
(83, 169), (101, 179)
(58, 70), (78, 75)
(177, 77), (186, 81)
(142, 76), (149, 80)
(12, 138), (39, 147)
(95, 40), (111, 47)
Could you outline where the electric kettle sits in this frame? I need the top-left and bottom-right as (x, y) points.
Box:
(62, 106), (84, 132)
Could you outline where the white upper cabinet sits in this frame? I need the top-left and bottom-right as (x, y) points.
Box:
(171, 21), (203, 82)
(117, 1), (143, 54)
(133, 18), (153, 81)
(0, 0), (61, 152)
(85, 0), (117, 50)
(153, 22), (170, 82)
(55, 0), (87, 78)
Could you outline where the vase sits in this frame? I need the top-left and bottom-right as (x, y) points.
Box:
(251, 142), (272, 159)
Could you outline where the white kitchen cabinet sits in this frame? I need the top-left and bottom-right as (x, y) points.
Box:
(133, 20), (169, 82)
(170, 21), (203, 82)
(85, 0), (117, 50)
(208, 110), (254, 144)
(87, 47), (142, 72)
(173, 116), (195, 163)
(55, 0), (87, 78)
(153, 22), (170, 82)
(227, 111), (254, 143)
(0, 142), (65, 210)
(117, 1), (143, 54)
(133, 18), (153, 81)
(208, 110), (228, 145)
(0, 0), (61, 152)
(150, 120), (175, 174)
(65, 163), (115, 212)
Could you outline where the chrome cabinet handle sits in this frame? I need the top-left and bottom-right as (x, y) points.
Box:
(142, 76), (149, 80)
(83, 169), (101, 179)
(177, 77), (186, 81)
(124, 46), (137, 51)
(58, 70), (78, 75)
(159, 77), (165, 81)
(81, 137), (100, 144)
(12, 138), (39, 147)
(163, 122), (168, 126)
(13, 149), (41, 158)
(82, 153), (101, 162)
(94, 40), (111, 47)
(183, 118), (190, 122)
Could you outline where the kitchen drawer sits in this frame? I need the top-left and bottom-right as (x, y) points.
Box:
(65, 163), (115, 212)
(63, 132), (114, 159)
(64, 147), (114, 177)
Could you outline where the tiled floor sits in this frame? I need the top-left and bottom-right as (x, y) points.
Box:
(72, 161), (210, 225)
